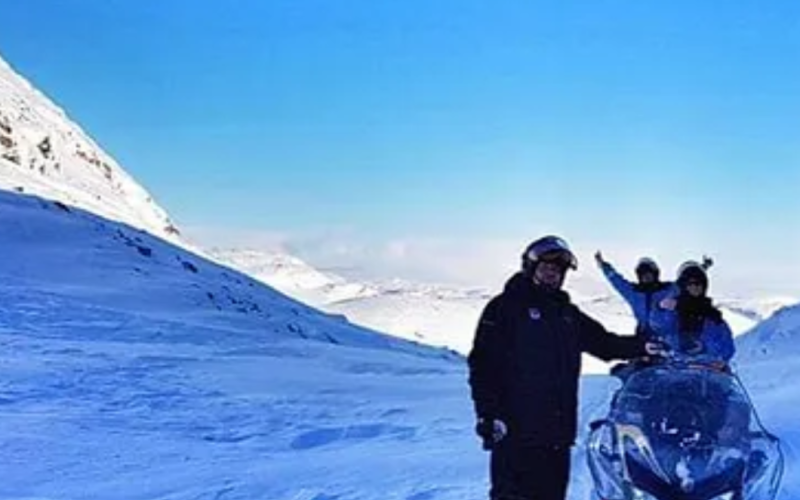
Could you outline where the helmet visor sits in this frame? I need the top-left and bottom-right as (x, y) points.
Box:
(539, 250), (578, 270)
(527, 243), (578, 270)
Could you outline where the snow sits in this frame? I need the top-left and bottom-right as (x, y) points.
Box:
(0, 189), (477, 499)
(729, 303), (800, 499)
(0, 54), (179, 243)
(718, 296), (799, 324)
(734, 303), (800, 362)
(209, 248), (342, 291)
(1, 190), (796, 500)
(0, 50), (797, 500)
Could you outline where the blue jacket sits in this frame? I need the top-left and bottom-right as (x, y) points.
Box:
(650, 301), (735, 364)
(599, 262), (674, 338)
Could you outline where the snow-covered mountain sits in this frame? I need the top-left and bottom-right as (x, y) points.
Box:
(0, 53), (180, 242)
(0, 188), (477, 499)
(735, 302), (800, 362)
(208, 247), (378, 305)
(210, 247), (785, 373)
(718, 296), (799, 324)
(1, 48), (796, 500)
(0, 190), (446, 357)
(209, 248), (492, 351)
(2, 189), (798, 500)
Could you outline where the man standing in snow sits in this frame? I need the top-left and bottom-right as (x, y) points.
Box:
(468, 235), (662, 500)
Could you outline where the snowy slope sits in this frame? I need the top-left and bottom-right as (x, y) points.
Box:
(208, 247), (378, 305)
(209, 248), (340, 290)
(718, 296), (798, 324)
(731, 303), (800, 499)
(1, 189), (798, 500)
(735, 303), (800, 361)
(0, 190), (451, 356)
(330, 285), (490, 353)
(0, 189), (476, 499)
(0, 53), (179, 241)
(211, 248), (773, 373)
(209, 249), (494, 350)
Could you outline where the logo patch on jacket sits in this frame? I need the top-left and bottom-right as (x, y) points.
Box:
(528, 308), (542, 320)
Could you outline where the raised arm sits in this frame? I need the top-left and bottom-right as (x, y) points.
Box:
(595, 251), (637, 305)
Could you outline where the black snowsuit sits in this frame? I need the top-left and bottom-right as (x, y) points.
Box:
(468, 273), (647, 500)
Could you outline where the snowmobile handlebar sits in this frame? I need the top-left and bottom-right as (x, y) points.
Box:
(638, 344), (732, 374)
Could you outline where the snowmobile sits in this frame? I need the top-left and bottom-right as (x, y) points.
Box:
(586, 356), (783, 500)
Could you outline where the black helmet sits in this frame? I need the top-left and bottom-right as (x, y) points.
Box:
(521, 235), (578, 275)
(635, 257), (660, 279)
(676, 260), (708, 290)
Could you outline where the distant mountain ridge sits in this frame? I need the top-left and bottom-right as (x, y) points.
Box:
(210, 247), (791, 373)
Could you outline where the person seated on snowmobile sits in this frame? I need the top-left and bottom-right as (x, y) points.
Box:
(595, 253), (713, 380)
(642, 267), (745, 498)
(594, 251), (714, 340)
(651, 260), (735, 370)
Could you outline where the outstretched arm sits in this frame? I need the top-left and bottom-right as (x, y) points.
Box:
(595, 252), (637, 305)
(578, 310), (647, 361)
(601, 262), (634, 295)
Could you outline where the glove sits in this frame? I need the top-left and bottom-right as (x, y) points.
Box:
(659, 297), (677, 310)
(594, 251), (605, 268)
(684, 339), (704, 355)
(702, 255), (714, 270)
(644, 340), (668, 357)
(476, 417), (508, 450)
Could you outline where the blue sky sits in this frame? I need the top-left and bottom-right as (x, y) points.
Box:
(1, 1), (799, 291)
